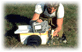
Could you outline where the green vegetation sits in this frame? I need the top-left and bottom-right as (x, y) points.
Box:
(4, 3), (78, 48)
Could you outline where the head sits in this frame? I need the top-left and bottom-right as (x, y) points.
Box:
(45, 2), (59, 14)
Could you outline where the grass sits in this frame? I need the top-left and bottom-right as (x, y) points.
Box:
(4, 3), (78, 49)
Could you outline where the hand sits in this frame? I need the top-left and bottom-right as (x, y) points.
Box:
(36, 19), (43, 23)
(53, 30), (58, 36)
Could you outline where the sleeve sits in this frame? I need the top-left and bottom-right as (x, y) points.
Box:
(34, 3), (44, 14)
(57, 3), (64, 18)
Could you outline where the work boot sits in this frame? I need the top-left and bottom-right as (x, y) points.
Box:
(59, 34), (67, 43)
(62, 34), (67, 43)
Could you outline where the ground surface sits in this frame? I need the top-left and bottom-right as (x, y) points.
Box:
(4, 3), (78, 49)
